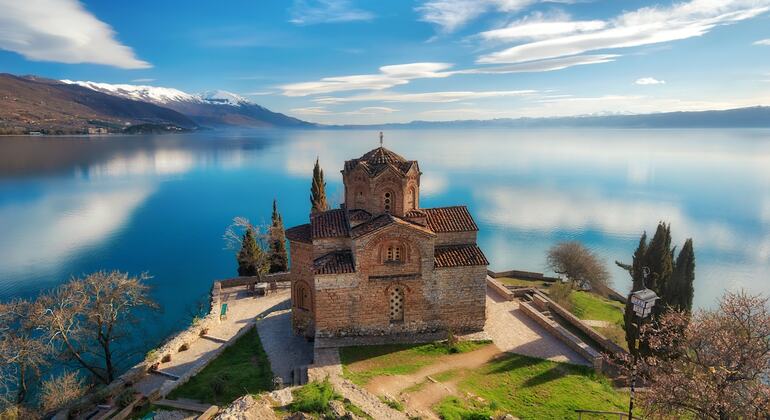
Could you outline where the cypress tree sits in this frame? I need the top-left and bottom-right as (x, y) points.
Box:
(646, 222), (673, 300)
(269, 199), (289, 273)
(671, 238), (695, 312)
(310, 157), (328, 214)
(237, 226), (260, 276)
(620, 232), (648, 354)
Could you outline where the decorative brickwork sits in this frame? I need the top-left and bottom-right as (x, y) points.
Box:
(287, 145), (488, 339)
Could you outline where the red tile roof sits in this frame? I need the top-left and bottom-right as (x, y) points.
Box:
(343, 147), (418, 177)
(348, 208), (372, 222)
(423, 206), (479, 233)
(314, 251), (355, 275)
(286, 223), (312, 243)
(351, 214), (435, 238)
(434, 244), (489, 268)
(311, 209), (349, 239)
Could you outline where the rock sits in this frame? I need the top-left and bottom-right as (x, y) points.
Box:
(328, 400), (347, 418)
(214, 394), (278, 420)
(287, 413), (313, 420)
(498, 415), (519, 420)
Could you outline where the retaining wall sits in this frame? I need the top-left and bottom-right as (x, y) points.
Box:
(487, 269), (560, 282)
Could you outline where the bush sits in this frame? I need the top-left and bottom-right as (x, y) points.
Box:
(547, 281), (573, 309)
(116, 388), (136, 408)
(178, 343), (190, 352)
(289, 379), (338, 413)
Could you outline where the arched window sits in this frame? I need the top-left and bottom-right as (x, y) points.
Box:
(407, 187), (416, 210)
(355, 189), (365, 207)
(389, 286), (404, 322)
(383, 191), (391, 213)
(385, 244), (402, 262)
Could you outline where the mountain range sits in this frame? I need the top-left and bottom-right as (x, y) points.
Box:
(2, 72), (770, 135)
(0, 74), (311, 134)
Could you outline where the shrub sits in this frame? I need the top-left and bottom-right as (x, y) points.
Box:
(178, 343), (190, 352)
(289, 379), (338, 413)
(548, 281), (573, 309)
(161, 354), (172, 363)
(116, 388), (136, 408)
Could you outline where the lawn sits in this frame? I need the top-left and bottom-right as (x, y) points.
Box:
(568, 291), (625, 326)
(167, 326), (273, 405)
(496, 276), (551, 289)
(340, 340), (491, 386)
(436, 353), (628, 419)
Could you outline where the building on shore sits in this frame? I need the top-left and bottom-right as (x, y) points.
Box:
(285, 142), (488, 339)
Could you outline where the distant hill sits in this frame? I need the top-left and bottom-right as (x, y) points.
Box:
(336, 106), (770, 129)
(62, 80), (313, 128)
(0, 74), (198, 134)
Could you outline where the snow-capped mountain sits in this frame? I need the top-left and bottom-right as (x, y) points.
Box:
(60, 80), (311, 128)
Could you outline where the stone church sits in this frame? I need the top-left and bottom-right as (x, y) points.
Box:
(285, 143), (488, 339)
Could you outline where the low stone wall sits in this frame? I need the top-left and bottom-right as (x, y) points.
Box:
(218, 272), (291, 289)
(520, 301), (602, 370)
(539, 291), (626, 356)
(592, 282), (627, 303)
(487, 269), (560, 282)
(486, 276), (515, 301)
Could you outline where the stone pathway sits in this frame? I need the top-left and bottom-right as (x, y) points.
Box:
(257, 309), (315, 384)
(484, 288), (589, 365)
(135, 290), (291, 397)
(583, 319), (612, 328)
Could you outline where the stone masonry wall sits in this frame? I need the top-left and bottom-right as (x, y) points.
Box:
(433, 265), (487, 332)
(434, 230), (477, 246)
(290, 241), (315, 335)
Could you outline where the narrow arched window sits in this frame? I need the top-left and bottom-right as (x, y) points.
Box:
(383, 191), (391, 213)
(389, 286), (404, 322)
(407, 187), (416, 210)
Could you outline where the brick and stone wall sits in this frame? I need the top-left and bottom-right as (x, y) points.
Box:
(290, 241), (315, 335)
(433, 265), (487, 332)
(434, 230), (477, 246)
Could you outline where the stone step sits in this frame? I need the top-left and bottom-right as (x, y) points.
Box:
(156, 398), (213, 413)
(151, 370), (181, 381)
(201, 334), (228, 344)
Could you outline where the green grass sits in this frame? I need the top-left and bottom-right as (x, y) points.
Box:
(340, 341), (492, 386)
(569, 291), (625, 326)
(167, 327), (273, 405)
(497, 277), (550, 289)
(435, 353), (628, 419)
(288, 380), (373, 419)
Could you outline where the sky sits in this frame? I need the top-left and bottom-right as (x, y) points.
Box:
(1, 0), (770, 124)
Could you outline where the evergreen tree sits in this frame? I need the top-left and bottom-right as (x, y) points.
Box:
(670, 238), (695, 312)
(619, 232), (649, 354)
(269, 199), (289, 273)
(237, 226), (260, 276)
(646, 222), (674, 300)
(310, 157), (328, 214)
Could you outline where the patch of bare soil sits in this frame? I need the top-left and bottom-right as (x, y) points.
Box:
(364, 344), (502, 418)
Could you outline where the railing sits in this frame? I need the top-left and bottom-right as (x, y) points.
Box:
(575, 409), (641, 419)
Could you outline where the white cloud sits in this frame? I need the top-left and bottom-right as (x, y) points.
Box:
(416, 0), (535, 33)
(282, 55), (614, 97)
(754, 38), (770, 45)
(289, 0), (374, 24)
(314, 89), (536, 104)
(131, 78), (155, 83)
(635, 77), (666, 85)
(349, 106), (398, 114)
(0, 0), (150, 69)
(478, 0), (770, 64)
(290, 106), (332, 115)
(459, 54), (619, 74)
(280, 62), (453, 96)
(479, 12), (606, 41)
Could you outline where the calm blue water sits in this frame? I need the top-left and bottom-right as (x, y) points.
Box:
(1, 128), (769, 352)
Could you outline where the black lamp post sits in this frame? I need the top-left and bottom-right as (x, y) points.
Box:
(627, 267), (659, 420)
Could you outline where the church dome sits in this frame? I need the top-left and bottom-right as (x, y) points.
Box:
(359, 147), (408, 166)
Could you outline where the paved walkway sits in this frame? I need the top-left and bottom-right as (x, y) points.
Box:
(484, 288), (588, 365)
(257, 309), (315, 384)
(135, 289), (291, 396)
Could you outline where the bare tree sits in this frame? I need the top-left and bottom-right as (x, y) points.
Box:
(39, 371), (86, 414)
(0, 299), (49, 406)
(546, 242), (611, 290)
(223, 216), (270, 275)
(32, 271), (158, 384)
(623, 291), (770, 419)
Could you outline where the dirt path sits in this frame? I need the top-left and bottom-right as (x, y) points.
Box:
(360, 344), (503, 418)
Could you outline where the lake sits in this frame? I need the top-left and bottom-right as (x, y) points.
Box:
(1, 128), (769, 354)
